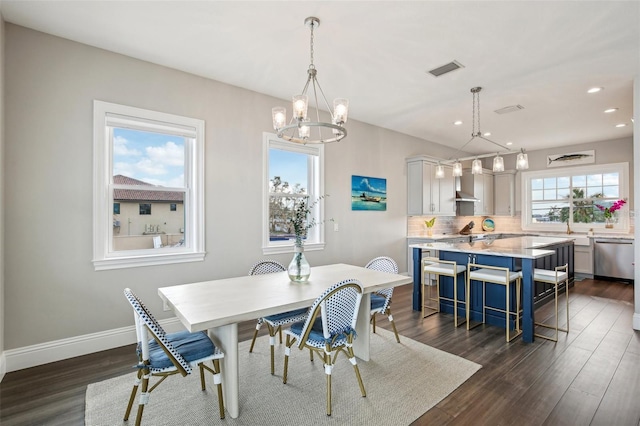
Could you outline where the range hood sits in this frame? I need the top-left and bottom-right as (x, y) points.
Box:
(455, 176), (479, 202)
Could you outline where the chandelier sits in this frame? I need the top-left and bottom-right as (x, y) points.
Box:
(438, 87), (528, 178)
(271, 17), (348, 144)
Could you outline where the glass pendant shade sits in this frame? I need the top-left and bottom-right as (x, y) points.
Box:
(452, 161), (463, 177)
(292, 95), (308, 120)
(272, 107), (286, 130)
(493, 154), (504, 172)
(435, 163), (445, 179)
(516, 152), (529, 170)
(471, 158), (483, 174)
(333, 98), (349, 124)
(298, 119), (310, 139)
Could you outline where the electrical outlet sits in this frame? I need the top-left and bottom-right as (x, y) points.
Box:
(334, 223), (339, 232)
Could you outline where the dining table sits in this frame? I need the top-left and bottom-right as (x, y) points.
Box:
(158, 262), (412, 418)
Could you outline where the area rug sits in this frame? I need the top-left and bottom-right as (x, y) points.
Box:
(85, 328), (481, 425)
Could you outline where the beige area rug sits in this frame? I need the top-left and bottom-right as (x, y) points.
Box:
(85, 328), (481, 425)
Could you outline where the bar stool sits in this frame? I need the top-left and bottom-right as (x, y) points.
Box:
(534, 263), (569, 342)
(466, 263), (523, 342)
(422, 257), (467, 326)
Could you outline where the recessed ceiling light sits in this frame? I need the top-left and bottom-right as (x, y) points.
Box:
(604, 108), (618, 113)
(506, 142), (513, 146)
(615, 123), (627, 128)
(453, 120), (463, 126)
(587, 87), (603, 94)
(483, 132), (491, 136)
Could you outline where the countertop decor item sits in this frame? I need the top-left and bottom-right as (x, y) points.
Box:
(596, 199), (626, 229)
(481, 218), (495, 232)
(459, 221), (475, 235)
(425, 217), (436, 236)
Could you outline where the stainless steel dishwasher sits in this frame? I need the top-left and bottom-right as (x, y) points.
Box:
(593, 238), (634, 283)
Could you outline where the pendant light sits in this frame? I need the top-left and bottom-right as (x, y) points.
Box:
(516, 148), (529, 170)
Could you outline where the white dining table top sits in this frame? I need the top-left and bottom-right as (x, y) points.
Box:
(409, 236), (574, 259)
(158, 263), (412, 332)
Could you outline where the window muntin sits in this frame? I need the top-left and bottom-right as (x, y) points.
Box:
(93, 101), (204, 270)
(262, 133), (325, 254)
(522, 162), (629, 232)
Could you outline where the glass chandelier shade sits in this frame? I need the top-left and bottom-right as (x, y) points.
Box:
(516, 150), (529, 170)
(452, 161), (463, 177)
(435, 163), (445, 179)
(471, 158), (483, 174)
(493, 154), (505, 172)
(271, 17), (348, 144)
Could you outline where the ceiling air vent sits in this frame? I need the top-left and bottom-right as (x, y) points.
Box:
(494, 105), (524, 115)
(427, 60), (464, 77)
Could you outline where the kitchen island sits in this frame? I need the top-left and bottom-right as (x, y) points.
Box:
(410, 236), (574, 343)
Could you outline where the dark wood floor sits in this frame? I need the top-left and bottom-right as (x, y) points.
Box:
(0, 278), (637, 425)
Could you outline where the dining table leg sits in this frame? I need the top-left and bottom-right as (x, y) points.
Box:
(208, 323), (239, 418)
(353, 293), (372, 361)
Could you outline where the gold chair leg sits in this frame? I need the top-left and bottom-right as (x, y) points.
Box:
(347, 345), (366, 398)
(283, 335), (292, 384)
(386, 308), (400, 343)
(372, 314), (377, 334)
(325, 353), (332, 416)
(213, 359), (225, 419)
(249, 322), (260, 353)
(134, 373), (149, 426)
(124, 369), (142, 421)
(267, 324), (276, 375)
(199, 363), (206, 390)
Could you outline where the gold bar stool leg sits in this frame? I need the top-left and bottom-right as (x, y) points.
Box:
(534, 264), (569, 342)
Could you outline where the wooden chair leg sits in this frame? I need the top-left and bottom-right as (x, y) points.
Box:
(386, 309), (401, 343)
(213, 359), (225, 419)
(134, 373), (150, 426)
(124, 369), (142, 421)
(249, 322), (261, 353)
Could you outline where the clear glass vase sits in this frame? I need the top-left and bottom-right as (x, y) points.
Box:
(288, 245), (311, 282)
(605, 216), (614, 229)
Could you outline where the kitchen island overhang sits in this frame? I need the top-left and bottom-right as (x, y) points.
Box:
(410, 236), (575, 343)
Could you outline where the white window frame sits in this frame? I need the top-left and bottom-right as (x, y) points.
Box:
(93, 100), (205, 270)
(262, 132), (326, 255)
(521, 162), (629, 234)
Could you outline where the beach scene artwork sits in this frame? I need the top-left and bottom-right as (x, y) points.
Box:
(351, 175), (387, 211)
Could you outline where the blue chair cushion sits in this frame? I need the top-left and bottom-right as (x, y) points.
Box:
(264, 307), (308, 324)
(290, 317), (355, 347)
(370, 293), (387, 310)
(148, 330), (214, 370)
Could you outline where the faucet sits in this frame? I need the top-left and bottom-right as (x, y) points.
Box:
(566, 221), (573, 234)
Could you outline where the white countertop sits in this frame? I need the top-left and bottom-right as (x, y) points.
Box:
(409, 236), (573, 259)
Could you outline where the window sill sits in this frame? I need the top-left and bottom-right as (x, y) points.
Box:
(93, 251), (205, 271)
(262, 242), (326, 256)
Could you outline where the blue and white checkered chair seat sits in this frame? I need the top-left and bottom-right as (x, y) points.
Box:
(123, 288), (225, 425)
(248, 260), (311, 375)
(283, 279), (367, 417)
(365, 256), (401, 343)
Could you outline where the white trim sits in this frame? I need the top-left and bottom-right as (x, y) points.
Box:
(3, 318), (183, 373)
(521, 162), (629, 234)
(0, 353), (6, 382)
(262, 132), (326, 254)
(93, 100), (205, 270)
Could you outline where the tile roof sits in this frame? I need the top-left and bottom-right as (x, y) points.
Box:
(113, 174), (184, 202)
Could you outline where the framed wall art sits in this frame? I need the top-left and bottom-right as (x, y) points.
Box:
(351, 175), (387, 211)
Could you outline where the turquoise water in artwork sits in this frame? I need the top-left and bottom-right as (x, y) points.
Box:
(351, 175), (387, 211)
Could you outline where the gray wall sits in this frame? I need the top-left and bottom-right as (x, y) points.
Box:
(3, 24), (457, 350)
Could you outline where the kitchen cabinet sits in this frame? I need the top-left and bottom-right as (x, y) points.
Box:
(407, 157), (456, 216)
(574, 238), (593, 277)
(458, 169), (494, 216)
(493, 170), (516, 216)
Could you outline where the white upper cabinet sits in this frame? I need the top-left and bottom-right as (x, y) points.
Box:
(407, 157), (456, 216)
(459, 169), (494, 216)
(493, 170), (516, 216)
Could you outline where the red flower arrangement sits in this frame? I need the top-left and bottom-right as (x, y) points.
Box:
(596, 199), (626, 219)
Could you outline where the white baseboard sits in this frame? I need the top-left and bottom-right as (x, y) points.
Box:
(0, 352), (6, 382)
(3, 317), (183, 374)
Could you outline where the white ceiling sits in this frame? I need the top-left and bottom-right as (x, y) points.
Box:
(1, 1), (638, 155)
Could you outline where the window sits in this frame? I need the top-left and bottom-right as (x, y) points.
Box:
(262, 133), (325, 254)
(93, 101), (205, 270)
(522, 162), (629, 233)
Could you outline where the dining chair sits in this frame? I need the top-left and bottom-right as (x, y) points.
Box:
(365, 256), (401, 343)
(282, 279), (366, 416)
(123, 288), (225, 425)
(247, 260), (309, 374)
